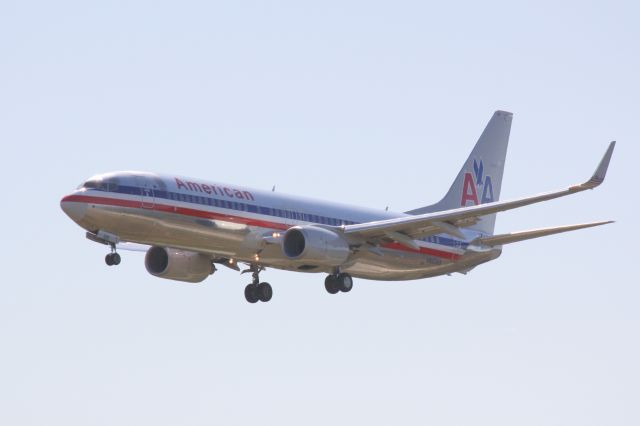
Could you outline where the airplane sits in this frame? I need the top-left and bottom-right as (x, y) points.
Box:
(60, 111), (615, 304)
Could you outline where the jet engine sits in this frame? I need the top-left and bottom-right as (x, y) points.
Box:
(145, 246), (213, 283)
(281, 226), (350, 266)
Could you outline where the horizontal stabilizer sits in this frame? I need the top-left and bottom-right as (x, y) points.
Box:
(472, 221), (614, 247)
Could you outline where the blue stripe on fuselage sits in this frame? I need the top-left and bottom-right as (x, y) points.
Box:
(94, 185), (470, 249)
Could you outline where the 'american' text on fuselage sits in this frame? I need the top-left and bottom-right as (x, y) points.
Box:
(175, 178), (255, 201)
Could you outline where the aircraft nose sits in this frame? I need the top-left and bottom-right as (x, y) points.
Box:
(60, 195), (87, 223)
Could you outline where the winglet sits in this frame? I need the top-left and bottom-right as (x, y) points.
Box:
(570, 141), (615, 191)
(586, 141), (616, 188)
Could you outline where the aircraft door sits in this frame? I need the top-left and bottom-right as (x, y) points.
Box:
(136, 176), (155, 209)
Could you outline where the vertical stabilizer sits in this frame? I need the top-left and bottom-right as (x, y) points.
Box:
(406, 110), (512, 235)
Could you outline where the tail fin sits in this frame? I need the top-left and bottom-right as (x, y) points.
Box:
(406, 110), (513, 235)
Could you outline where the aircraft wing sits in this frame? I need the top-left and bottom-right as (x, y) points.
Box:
(342, 142), (615, 243)
(470, 221), (613, 247)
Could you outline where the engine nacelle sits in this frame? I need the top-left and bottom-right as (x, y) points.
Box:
(145, 246), (212, 283)
(281, 226), (350, 266)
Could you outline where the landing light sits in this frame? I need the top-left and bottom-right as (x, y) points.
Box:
(272, 232), (281, 238)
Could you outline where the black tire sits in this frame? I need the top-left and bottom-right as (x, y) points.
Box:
(258, 282), (273, 302)
(338, 273), (353, 292)
(112, 253), (121, 265)
(324, 275), (339, 294)
(244, 284), (259, 303)
(105, 253), (114, 266)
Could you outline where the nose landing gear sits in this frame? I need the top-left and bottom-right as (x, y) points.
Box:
(105, 244), (121, 266)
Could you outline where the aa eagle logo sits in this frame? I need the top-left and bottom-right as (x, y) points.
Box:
(461, 159), (494, 206)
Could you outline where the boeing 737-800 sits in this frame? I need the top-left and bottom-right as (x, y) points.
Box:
(60, 111), (615, 303)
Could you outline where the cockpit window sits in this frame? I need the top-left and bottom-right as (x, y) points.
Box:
(80, 177), (119, 192)
(82, 179), (101, 189)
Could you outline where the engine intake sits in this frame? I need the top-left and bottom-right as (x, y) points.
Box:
(282, 226), (350, 266)
(145, 246), (212, 283)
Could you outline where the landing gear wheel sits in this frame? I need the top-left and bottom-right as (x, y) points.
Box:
(325, 273), (353, 294)
(324, 275), (340, 294)
(244, 284), (259, 303)
(244, 266), (273, 303)
(257, 282), (273, 302)
(105, 245), (121, 266)
(337, 273), (353, 292)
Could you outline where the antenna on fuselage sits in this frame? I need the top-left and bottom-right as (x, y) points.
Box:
(385, 206), (389, 211)
(272, 185), (276, 192)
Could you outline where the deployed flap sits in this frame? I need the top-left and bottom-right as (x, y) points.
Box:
(471, 221), (614, 247)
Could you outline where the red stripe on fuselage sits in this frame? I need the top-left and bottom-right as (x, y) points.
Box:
(62, 194), (462, 261)
(62, 194), (290, 230)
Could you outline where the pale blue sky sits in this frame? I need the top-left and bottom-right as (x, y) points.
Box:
(1, 1), (638, 425)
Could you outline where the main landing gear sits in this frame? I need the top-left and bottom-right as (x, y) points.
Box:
(325, 273), (353, 294)
(244, 269), (273, 304)
(105, 244), (121, 266)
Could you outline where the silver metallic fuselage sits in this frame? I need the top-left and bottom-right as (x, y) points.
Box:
(61, 172), (501, 280)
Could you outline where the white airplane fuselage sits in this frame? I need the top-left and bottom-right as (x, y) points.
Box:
(61, 172), (499, 281)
